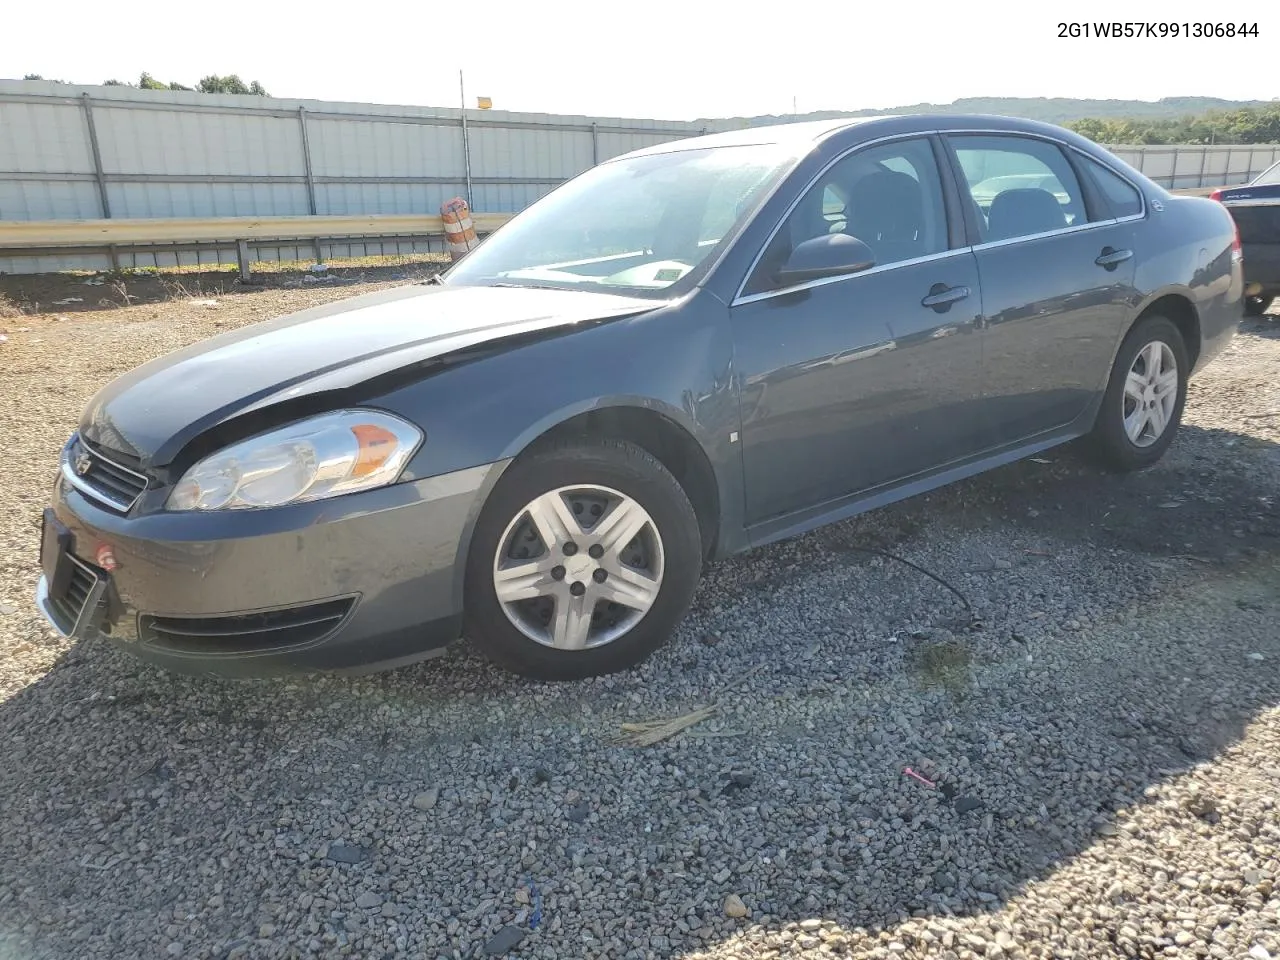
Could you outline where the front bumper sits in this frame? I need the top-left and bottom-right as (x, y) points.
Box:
(34, 458), (507, 678)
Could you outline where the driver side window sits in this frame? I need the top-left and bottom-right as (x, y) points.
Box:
(743, 137), (949, 296)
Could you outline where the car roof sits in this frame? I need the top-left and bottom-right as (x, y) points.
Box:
(614, 113), (1086, 161)
(616, 117), (885, 159)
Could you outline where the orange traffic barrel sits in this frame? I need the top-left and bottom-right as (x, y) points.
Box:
(440, 197), (477, 260)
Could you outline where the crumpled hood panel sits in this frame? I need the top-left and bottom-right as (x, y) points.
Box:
(80, 283), (653, 466)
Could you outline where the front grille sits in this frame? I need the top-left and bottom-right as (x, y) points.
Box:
(65, 436), (149, 513)
(45, 556), (106, 635)
(138, 597), (356, 655)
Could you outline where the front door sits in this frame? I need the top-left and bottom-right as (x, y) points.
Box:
(730, 135), (986, 528)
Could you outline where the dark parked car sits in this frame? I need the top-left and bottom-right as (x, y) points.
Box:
(1210, 159), (1280, 316)
(36, 114), (1242, 680)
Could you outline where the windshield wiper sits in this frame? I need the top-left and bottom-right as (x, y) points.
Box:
(423, 272), (447, 286)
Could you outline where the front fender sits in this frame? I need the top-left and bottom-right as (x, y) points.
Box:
(371, 291), (747, 555)
(497, 393), (712, 462)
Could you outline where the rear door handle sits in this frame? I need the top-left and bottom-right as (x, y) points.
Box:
(1095, 246), (1134, 270)
(921, 283), (971, 312)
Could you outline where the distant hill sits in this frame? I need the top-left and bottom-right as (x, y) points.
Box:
(703, 96), (1276, 128)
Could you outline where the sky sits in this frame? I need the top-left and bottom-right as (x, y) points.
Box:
(7, 0), (1275, 120)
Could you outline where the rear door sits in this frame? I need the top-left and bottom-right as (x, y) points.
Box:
(943, 133), (1141, 444)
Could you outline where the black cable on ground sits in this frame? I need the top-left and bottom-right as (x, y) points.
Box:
(843, 545), (973, 615)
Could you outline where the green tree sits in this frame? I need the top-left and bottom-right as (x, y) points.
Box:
(23, 70), (268, 95)
(1069, 103), (1280, 145)
(196, 74), (269, 96)
(1072, 117), (1116, 143)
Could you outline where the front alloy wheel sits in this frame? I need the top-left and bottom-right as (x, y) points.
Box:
(464, 437), (702, 680)
(493, 485), (664, 651)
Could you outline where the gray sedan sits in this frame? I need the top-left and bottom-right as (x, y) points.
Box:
(36, 114), (1242, 680)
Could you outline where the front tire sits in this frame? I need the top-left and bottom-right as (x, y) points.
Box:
(1085, 315), (1188, 472)
(463, 437), (702, 680)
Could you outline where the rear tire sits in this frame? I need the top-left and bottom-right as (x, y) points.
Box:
(463, 437), (702, 680)
(1244, 295), (1274, 317)
(1085, 315), (1188, 472)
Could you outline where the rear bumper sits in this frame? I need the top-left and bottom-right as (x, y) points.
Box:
(34, 458), (507, 678)
(1242, 241), (1280, 291)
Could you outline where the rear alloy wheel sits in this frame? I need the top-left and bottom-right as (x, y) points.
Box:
(1086, 315), (1188, 471)
(464, 437), (702, 680)
(1121, 340), (1179, 449)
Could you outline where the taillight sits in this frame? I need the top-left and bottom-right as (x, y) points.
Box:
(1209, 188), (1224, 202)
(1231, 217), (1243, 262)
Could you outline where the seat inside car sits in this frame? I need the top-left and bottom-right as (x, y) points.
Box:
(845, 170), (927, 264)
(985, 187), (1067, 241)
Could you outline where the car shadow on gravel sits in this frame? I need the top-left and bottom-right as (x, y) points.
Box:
(0, 426), (1276, 958)
(914, 424), (1279, 563)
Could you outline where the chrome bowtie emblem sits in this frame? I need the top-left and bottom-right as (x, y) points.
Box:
(74, 452), (93, 476)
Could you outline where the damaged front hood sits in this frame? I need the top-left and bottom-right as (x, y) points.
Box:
(80, 282), (654, 467)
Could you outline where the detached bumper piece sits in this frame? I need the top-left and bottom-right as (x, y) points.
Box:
(37, 563), (108, 639)
(137, 597), (356, 656)
(37, 507), (110, 639)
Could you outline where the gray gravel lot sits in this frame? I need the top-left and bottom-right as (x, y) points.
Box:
(1, 277), (1278, 960)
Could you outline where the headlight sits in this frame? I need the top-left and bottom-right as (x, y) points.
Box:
(166, 409), (422, 511)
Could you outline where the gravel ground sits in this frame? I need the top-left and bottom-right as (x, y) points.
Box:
(0, 277), (1277, 960)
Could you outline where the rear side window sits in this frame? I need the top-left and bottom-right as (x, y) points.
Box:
(1079, 156), (1144, 219)
(948, 135), (1087, 242)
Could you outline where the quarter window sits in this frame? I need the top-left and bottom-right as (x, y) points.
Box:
(744, 137), (949, 294)
(1079, 155), (1144, 218)
(949, 135), (1087, 242)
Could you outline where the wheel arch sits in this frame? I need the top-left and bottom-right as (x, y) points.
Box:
(1126, 288), (1201, 369)
(505, 400), (723, 561)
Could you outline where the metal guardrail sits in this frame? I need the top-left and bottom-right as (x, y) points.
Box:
(0, 213), (514, 279)
(0, 212), (512, 247)
(0, 188), (1229, 279)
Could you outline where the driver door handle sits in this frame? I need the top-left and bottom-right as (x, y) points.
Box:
(921, 283), (970, 311)
(1095, 246), (1134, 270)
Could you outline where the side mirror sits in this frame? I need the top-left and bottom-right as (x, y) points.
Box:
(775, 233), (876, 287)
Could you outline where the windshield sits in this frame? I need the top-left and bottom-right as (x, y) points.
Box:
(1253, 159), (1280, 186)
(445, 143), (796, 297)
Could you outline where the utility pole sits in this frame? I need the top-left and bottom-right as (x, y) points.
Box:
(459, 70), (474, 211)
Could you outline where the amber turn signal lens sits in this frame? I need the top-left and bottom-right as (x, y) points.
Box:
(350, 423), (400, 478)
